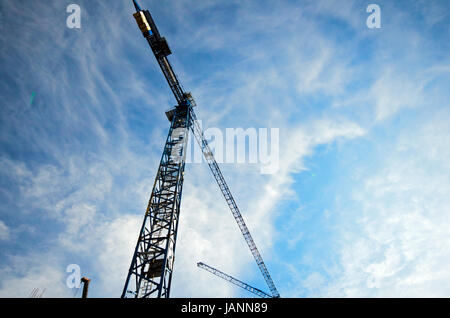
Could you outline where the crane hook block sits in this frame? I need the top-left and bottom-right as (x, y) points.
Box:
(133, 11), (152, 36)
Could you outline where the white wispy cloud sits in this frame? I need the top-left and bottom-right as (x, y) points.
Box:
(325, 108), (450, 297)
(0, 252), (73, 298)
(1, 0), (449, 299)
(0, 220), (10, 241)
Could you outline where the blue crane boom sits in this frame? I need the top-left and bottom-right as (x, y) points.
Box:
(189, 109), (280, 297)
(197, 262), (272, 298)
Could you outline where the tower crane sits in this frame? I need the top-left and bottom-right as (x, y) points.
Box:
(122, 0), (280, 298)
(197, 262), (272, 298)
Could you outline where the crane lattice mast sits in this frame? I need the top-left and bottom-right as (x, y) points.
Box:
(122, 0), (279, 298)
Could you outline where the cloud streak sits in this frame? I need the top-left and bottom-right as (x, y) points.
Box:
(0, 0), (449, 298)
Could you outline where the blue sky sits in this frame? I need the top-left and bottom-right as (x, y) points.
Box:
(0, 0), (449, 298)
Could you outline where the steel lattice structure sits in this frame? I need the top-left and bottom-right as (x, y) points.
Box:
(121, 1), (193, 298)
(197, 262), (272, 298)
(189, 109), (280, 297)
(121, 104), (191, 298)
(122, 0), (280, 298)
